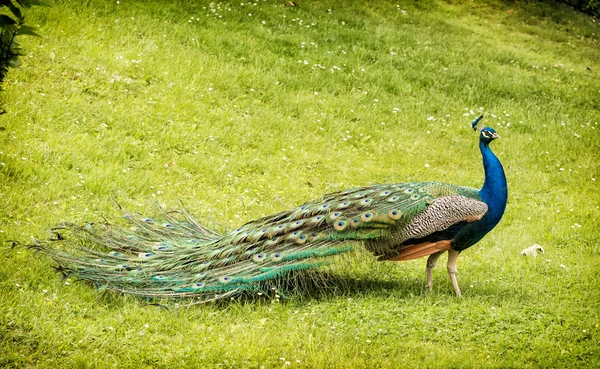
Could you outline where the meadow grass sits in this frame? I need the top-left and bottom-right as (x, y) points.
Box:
(1, 0), (599, 367)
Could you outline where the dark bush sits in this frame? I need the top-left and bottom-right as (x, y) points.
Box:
(555, 0), (600, 16)
(0, 0), (50, 91)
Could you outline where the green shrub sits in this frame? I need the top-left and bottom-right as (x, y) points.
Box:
(0, 0), (50, 91)
(556, 0), (600, 16)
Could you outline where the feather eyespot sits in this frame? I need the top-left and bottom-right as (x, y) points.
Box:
(410, 194), (420, 200)
(219, 276), (232, 283)
(271, 253), (284, 261)
(144, 218), (153, 223)
(192, 283), (205, 289)
(359, 198), (372, 206)
(387, 196), (399, 202)
(329, 212), (342, 220)
(334, 220), (347, 231)
(253, 253), (266, 262)
(361, 212), (374, 222)
(295, 234), (308, 244)
(389, 210), (402, 220)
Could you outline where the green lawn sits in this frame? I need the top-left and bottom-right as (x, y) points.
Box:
(1, 0), (599, 367)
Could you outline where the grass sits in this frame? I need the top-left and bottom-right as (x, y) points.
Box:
(1, 0), (599, 367)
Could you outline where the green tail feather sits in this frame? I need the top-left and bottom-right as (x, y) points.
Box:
(35, 181), (482, 303)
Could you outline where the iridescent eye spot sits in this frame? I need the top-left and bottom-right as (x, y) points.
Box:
(253, 253), (266, 262)
(271, 253), (284, 261)
(165, 223), (174, 228)
(296, 234), (308, 244)
(404, 188), (414, 194)
(144, 218), (153, 223)
(388, 196), (399, 202)
(219, 276), (232, 283)
(321, 204), (330, 209)
(192, 283), (205, 289)
(334, 220), (347, 231)
(411, 194), (420, 200)
(389, 210), (402, 220)
(315, 215), (323, 220)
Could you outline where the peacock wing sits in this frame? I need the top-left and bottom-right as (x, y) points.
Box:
(367, 184), (489, 261)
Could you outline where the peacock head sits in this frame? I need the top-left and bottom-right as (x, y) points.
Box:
(470, 115), (500, 145)
(479, 127), (500, 145)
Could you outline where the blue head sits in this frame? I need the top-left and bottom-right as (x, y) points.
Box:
(470, 115), (500, 146)
(480, 127), (500, 145)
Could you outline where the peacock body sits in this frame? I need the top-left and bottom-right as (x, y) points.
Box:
(37, 116), (507, 302)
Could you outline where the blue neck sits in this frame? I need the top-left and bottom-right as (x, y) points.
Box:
(477, 141), (507, 230)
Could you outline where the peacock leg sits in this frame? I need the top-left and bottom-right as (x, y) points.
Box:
(447, 249), (462, 297)
(426, 251), (444, 291)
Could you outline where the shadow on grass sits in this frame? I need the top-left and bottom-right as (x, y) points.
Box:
(77, 269), (531, 311)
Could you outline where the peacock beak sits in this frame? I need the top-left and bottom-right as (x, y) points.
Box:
(492, 132), (501, 139)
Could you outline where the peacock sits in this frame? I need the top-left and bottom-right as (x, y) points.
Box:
(34, 116), (507, 303)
